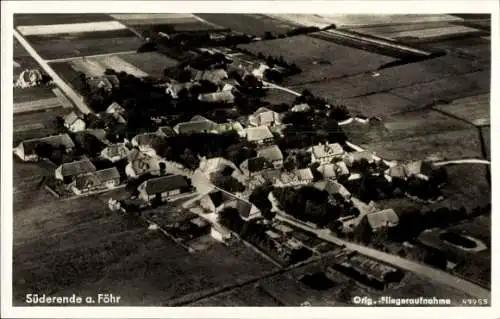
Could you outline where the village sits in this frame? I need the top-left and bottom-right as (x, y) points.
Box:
(11, 13), (491, 306)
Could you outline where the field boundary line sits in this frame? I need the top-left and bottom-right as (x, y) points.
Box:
(46, 50), (138, 63)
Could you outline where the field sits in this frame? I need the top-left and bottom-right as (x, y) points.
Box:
(341, 92), (418, 117)
(343, 109), (472, 145)
(14, 14), (113, 27)
(390, 70), (490, 107)
(119, 52), (180, 78)
(196, 14), (296, 36)
(24, 29), (143, 60)
(13, 86), (58, 104)
(14, 97), (62, 115)
(422, 37), (490, 60)
(14, 38), (40, 77)
(361, 128), (483, 161)
(299, 54), (485, 100)
(18, 21), (129, 36)
(13, 108), (71, 145)
(238, 35), (397, 85)
(434, 93), (490, 126)
(261, 89), (298, 106)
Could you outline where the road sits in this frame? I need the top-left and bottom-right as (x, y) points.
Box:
(13, 29), (93, 115)
(275, 214), (490, 299)
(434, 159), (491, 166)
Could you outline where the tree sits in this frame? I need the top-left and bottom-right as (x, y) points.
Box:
(77, 133), (105, 157)
(34, 142), (53, 159)
(261, 209), (276, 220)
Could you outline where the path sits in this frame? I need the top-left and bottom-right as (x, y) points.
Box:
(275, 214), (490, 299)
(13, 29), (94, 115)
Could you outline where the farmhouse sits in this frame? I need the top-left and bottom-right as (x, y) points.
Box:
(70, 167), (120, 195)
(14, 134), (75, 162)
(311, 142), (344, 164)
(193, 69), (228, 85)
(198, 91), (235, 104)
(257, 145), (284, 169)
(64, 111), (86, 133)
(355, 209), (399, 243)
(131, 133), (165, 156)
(248, 107), (281, 127)
(215, 122), (245, 136)
(291, 103), (311, 113)
(200, 189), (234, 213)
(316, 162), (350, 180)
(100, 143), (130, 163)
(106, 102), (125, 115)
(137, 174), (191, 202)
(275, 168), (314, 187)
(173, 117), (217, 135)
(55, 159), (97, 182)
(246, 126), (274, 145)
(313, 180), (351, 199)
(344, 151), (375, 166)
(125, 149), (166, 178)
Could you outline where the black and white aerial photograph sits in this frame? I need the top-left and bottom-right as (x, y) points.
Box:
(1, 1), (498, 318)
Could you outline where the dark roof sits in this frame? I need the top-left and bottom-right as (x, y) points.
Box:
(58, 159), (97, 177)
(236, 199), (253, 218)
(140, 174), (190, 195)
(21, 134), (75, 155)
(74, 167), (120, 189)
(209, 190), (225, 208)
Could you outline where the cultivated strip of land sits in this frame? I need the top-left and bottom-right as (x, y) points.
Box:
(17, 20), (128, 36)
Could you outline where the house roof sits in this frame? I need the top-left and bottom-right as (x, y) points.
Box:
(156, 126), (176, 137)
(105, 74), (120, 88)
(132, 133), (163, 147)
(313, 180), (351, 198)
(127, 150), (162, 174)
(139, 174), (190, 195)
(174, 120), (217, 134)
(291, 103), (311, 112)
(193, 69), (228, 83)
(257, 145), (283, 162)
(216, 122), (244, 133)
(102, 143), (129, 158)
(388, 165), (407, 179)
(366, 209), (399, 229)
(235, 198), (257, 219)
(312, 142), (344, 159)
(58, 159), (97, 178)
(64, 111), (82, 126)
(74, 167), (120, 189)
(254, 107), (272, 115)
(404, 161), (423, 176)
(20, 134), (75, 155)
(76, 129), (107, 143)
(317, 163), (337, 179)
(296, 168), (314, 181)
(106, 102), (125, 114)
(246, 126), (274, 142)
(198, 91), (235, 103)
(348, 151), (374, 163)
(191, 115), (214, 123)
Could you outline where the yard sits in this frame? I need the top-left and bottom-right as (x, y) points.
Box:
(433, 93), (490, 126)
(360, 128), (483, 162)
(238, 35), (397, 85)
(24, 29), (143, 60)
(343, 109), (473, 145)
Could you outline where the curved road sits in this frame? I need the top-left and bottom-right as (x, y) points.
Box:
(276, 215), (490, 299)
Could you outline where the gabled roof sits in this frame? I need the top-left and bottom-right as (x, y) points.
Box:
(57, 159), (96, 178)
(291, 103), (311, 112)
(198, 91), (235, 103)
(174, 120), (217, 134)
(64, 111), (82, 126)
(157, 126), (177, 137)
(76, 129), (107, 142)
(20, 134), (75, 155)
(366, 209), (399, 229)
(317, 162), (349, 178)
(106, 102), (125, 114)
(312, 142), (344, 159)
(193, 69), (228, 83)
(190, 115), (215, 123)
(388, 164), (407, 179)
(347, 150), (374, 163)
(246, 126), (274, 142)
(253, 107), (272, 115)
(296, 168), (314, 181)
(139, 174), (190, 195)
(132, 133), (163, 147)
(314, 180), (351, 198)
(102, 143), (129, 158)
(74, 167), (120, 189)
(257, 145), (283, 162)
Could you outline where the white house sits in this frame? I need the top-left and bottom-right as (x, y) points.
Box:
(311, 142), (344, 164)
(100, 143), (130, 163)
(275, 168), (314, 187)
(257, 145), (284, 169)
(70, 167), (120, 195)
(64, 111), (86, 133)
(246, 126), (274, 145)
(248, 107), (281, 127)
(137, 174), (191, 202)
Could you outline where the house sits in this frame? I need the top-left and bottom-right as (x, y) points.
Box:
(200, 189), (233, 213)
(311, 142), (344, 164)
(125, 149), (166, 178)
(246, 126), (274, 145)
(211, 224), (232, 243)
(251, 63), (270, 80)
(387, 164), (408, 181)
(156, 126), (177, 138)
(355, 209), (399, 243)
(64, 111), (86, 132)
(248, 107), (281, 127)
(137, 174), (191, 202)
(344, 151), (375, 166)
(291, 103), (311, 113)
(87, 76), (114, 92)
(193, 69), (228, 85)
(166, 82), (195, 98)
(55, 159), (97, 182)
(198, 91), (235, 104)
(70, 167), (120, 195)
(106, 102), (125, 115)
(131, 133), (164, 156)
(215, 122), (245, 136)
(100, 143), (130, 163)
(173, 118), (217, 135)
(257, 145), (284, 169)
(404, 160), (434, 180)
(313, 180), (351, 199)
(316, 162), (350, 180)
(275, 168), (314, 187)
(233, 197), (261, 221)
(14, 134), (75, 162)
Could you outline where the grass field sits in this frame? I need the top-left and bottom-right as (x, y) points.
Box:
(361, 128), (483, 161)
(344, 109), (472, 145)
(13, 108), (71, 145)
(390, 70), (490, 107)
(299, 55), (485, 100)
(25, 29), (143, 60)
(238, 35), (396, 85)
(14, 14), (113, 27)
(261, 89), (298, 106)
(196, 14), (296, 36)
(341, 92), (418, 117)
(13, 86), (57, 104)
(433, 93), (490, 126)
(119, 52), (180, 78)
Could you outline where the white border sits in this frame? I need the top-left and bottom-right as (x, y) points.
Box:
(2, 1), (499, 318)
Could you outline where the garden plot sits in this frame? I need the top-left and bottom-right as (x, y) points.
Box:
(300, 54), (485, 100)
(434, 93), (490, 126)
(238, 35), (397, 85)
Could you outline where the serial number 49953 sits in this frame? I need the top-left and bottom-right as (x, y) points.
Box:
(462, 298), (489, 306)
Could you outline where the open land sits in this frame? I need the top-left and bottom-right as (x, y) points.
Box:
(434, 93), (490, 126)
(14, 14), (114, 27)
(196, 14), (297, 36)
